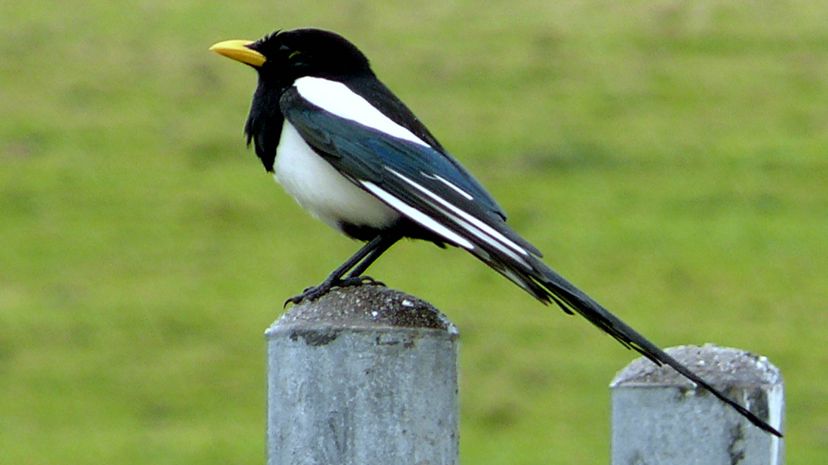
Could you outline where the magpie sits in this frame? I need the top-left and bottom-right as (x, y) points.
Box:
(210, 28), (781, 437)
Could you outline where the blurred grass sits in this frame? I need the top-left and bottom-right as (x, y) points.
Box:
(1, 0), (826, 464)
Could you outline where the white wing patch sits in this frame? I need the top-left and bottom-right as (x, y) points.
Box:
(294, 77), (429, 147)
(360, 181), (475, 250)
(420, 172), (474, 200)
(384, 168), (531, 267)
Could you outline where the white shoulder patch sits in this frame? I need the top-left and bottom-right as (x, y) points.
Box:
(293, 77), (429, 147)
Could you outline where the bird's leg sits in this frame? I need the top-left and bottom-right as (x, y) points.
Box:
(342, 232), (399, 282)
(284, 233), (400, 306)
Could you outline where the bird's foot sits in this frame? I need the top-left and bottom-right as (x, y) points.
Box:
(284, 275), (385, 307)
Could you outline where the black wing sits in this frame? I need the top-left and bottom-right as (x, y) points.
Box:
(280, 86), (544, 261)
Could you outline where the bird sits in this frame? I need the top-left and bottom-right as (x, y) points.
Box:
(210, 28), (781, 437)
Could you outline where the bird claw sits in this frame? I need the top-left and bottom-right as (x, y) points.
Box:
(283, 276), (385, 307)
(283, 285), (329, 307)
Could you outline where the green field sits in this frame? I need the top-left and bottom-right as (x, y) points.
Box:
(2, 1), (826, 463)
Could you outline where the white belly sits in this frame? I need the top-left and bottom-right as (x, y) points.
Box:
(273, 122), (400, 232)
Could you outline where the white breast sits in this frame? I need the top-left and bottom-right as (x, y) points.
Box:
(273, 122), (400, 232)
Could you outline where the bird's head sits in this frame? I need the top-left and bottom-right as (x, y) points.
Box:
(210, 28), (374, 171)
(210, 28), (373, 87)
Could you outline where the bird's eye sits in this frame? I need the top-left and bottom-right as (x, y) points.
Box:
(288, 50), (302, 60)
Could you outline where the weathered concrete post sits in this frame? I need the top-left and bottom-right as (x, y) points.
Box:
(611, 344), (784, 465)
(265, 285), (459, 465)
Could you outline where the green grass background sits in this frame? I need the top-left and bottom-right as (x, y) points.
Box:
(2, 0), (826, 463)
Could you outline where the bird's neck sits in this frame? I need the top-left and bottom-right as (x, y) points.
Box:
(244, 78), (286, 172)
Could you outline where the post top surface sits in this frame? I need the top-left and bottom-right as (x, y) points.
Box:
(266, 284), (457, 335)
(611, 344), (782, 388)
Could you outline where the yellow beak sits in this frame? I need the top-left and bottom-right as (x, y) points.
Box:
(209, 39), (266, 68)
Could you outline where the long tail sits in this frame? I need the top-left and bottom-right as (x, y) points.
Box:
(471, 247), (783, 437)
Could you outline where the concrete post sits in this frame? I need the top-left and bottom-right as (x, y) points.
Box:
(265, 284), (459, 465)
(611, 344), (784, 465)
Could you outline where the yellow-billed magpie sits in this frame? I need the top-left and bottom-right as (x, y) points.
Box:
(210, 28), (781, 437)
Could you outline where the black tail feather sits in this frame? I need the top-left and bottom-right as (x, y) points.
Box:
(531, 261), (783, 437)
(471, 246), (782, 437)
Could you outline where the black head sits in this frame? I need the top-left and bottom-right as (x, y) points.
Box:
(248, 28), (373, 86)
(210, 28), (375, 171)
